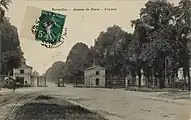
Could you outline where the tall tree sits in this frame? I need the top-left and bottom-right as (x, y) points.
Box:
(0, 0), (11, 22)
(44, 61), (65, 82)
(0, 0), (25, 75)
(1, 19), (25, 74)
(93, 25), (132, 77)
(131, 0), (180, 88)
(176, 0), (191, 90)
(65, 42), (93, 80)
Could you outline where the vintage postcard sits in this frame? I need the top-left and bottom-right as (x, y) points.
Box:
(0, 0), (191, 120)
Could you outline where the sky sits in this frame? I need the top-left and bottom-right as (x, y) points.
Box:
(6, 0), (179, 75)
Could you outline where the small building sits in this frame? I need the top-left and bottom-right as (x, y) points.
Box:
(84, 65), (106, 87)
(178, 68), (184, 81)
(13, 64), (33, 86)
(177, 67), (191, 83)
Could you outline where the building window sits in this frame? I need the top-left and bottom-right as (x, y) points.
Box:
(96, 71), (99, 75)
(20, 69), (24, 73)
(96, 78), (99, 85)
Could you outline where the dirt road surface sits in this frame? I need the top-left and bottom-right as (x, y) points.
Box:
(0, 84), (191, 120)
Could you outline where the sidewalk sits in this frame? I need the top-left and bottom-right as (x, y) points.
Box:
(125, 87), (191, 103)
(126, 86), (181, 92)
(142, 95), (191, 106)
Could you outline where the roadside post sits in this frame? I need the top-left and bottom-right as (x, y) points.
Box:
(125, 76), (128, 90)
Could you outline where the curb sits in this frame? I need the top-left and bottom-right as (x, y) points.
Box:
(142, 96), (191, 105)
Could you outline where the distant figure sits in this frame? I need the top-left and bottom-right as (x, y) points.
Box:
(55, 82), (58, 87)
(25, 81), (28, 87)
(12, 79), (16, 92)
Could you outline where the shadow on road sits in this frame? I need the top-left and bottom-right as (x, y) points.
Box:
(9, 95), (106, 120)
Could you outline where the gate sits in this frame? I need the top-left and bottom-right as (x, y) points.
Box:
(37, 76), (47, 87)
(57, 77), (64, 87)
(31, 76), (38, 87)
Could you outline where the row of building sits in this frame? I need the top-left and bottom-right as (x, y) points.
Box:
(8, 63), (189, 88)
(83, 65), (189, 88)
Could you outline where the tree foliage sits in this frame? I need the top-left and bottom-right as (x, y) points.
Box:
(129, 0), (191, 88)
(44, 61), (65, 81)
(65, 42), (93, 77)
(45, 0), (191, 89)
(93, 25), (134, 76)
(0, 1), (25, 74)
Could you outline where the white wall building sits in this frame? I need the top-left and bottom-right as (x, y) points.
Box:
(178, 67), (191, 83)
(13, 64), (33, 86)
(84, 65), (106, 87)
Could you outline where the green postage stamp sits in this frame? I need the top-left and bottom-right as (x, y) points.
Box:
(35, 10), (66, 44)
(30, 8), (67, 48)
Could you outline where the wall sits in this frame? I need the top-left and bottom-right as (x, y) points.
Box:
(13, 68), (32, 75)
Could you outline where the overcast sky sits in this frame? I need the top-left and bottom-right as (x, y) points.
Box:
(6, 0), (179, 74)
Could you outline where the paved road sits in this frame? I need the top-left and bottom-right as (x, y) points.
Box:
(0, 85), (191, 120)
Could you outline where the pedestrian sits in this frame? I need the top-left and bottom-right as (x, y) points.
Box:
(13, 82), (16, 92)
(13, 78), (16, 92)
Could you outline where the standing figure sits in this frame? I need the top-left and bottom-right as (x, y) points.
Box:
(12, 78), (16, 92)
(43, 17), (61, 44)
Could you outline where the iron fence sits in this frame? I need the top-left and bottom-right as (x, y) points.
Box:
(106, 77), (126, 88)
(37, 76), (47, 87)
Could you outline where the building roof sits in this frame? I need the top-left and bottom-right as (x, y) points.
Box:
(4, 76), (15, 80)
(85, 65), (105, 70)
(18, 64), (33, 69)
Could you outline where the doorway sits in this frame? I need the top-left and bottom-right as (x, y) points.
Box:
(96, 78), (99, 85)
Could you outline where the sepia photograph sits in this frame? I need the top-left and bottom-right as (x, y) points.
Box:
(0, 0), (191, 120)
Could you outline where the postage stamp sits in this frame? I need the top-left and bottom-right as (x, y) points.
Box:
(20, 6), (67, 48)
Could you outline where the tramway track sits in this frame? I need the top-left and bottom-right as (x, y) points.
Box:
(3, 92), (42, 120)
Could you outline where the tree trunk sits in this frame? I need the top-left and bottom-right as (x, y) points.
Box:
(187, 51), (190, 91)
(183, 65), (187, 79)
(131, 71), (136, 86)
(159, 71), (165, 89)
(144, 66), (150, 88)
(146, 68), (150, 88)
(138, 67), (141, 88)
(187, 65), (190, 91)
(171, 71), (175, 88)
